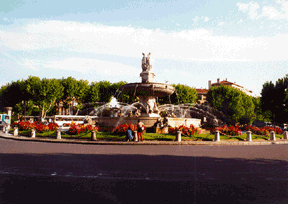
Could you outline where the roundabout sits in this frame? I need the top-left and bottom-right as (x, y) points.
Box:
(0, 134), (287, 204)
(1, 131), (288, 146)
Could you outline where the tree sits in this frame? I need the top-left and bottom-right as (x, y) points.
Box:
(239, 93), (255, 124)
(85, 80), (115, 103)
(110, 81), (127, 98)
(260, 76), (288, 124)
(158, 84), (198, 105)
(206, 85), (255, 124)
(85, 82), (100, 104)
(74, 79), (89, 115)
(25, 76), (64, 121)
(60, 77), (79, 113)
(113, 81), (138, 104)
(0, 83), (16, 111)
(0, 79), (37, 119)
(98, 81), (113, 102)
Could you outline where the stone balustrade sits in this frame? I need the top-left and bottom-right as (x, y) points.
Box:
(31, 129), (36, 138)
(283, 131), (288, 140)
(4, 127), (8, 134)
(91, 130), (96, 141)
(246, 131), (252, 142)
(56, 129), (61, 140)
(214, 130), (220, 142)
(176, 131), (181, 142)
(4, 126), (288, 143)
(134, 131), (138, 141)
(13, 127), (18, 136)
(270, 131), (276, 141)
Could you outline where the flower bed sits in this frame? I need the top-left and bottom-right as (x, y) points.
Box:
(245, 125), (283, 136)
(168, 125), (201, 136)
(214, 125), (242, 136)
(112, 123), (139, 135)
(13, 121), (59, 133)
(67, 122), (99, 135)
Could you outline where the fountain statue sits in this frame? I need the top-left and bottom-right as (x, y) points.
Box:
(89, 53), (201, 131)
(122, 52), (175, 117)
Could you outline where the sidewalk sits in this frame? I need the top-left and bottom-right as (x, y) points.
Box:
(1, 132), (288, 146)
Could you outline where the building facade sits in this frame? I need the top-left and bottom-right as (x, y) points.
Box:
(210, 78), (253, 96)
(56, 97), (78, 115)
(196, 88), (209, 104)
(196, 78), (253, 104)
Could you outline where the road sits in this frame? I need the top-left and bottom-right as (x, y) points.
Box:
(0, 138), (287, 204)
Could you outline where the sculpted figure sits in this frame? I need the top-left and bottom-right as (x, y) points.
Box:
(153, 101), (159, 114)
(146, 52), (153, 71)
(142, 53), (147, 71)
(163, 116), (169, 127)
(135, 109), (141, 117)
(146, 104), (152, 114)
(146, 100), (159, 114)
(213, 117), (219, 127)
(156, 117), (162, 127)
(118, 109), (123, 117)
(141, 52), (153, 72)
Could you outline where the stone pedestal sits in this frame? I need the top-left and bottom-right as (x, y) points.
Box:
(134, 131), (138, 142)
(214, 130), (220, 142)
(4, 127), (8, 134)
(270, 131), (276, 141)
(140, 71), (155, 83)
(176, 131), (181, 142)
(283, 131), (288, 139)
(246, 131), (252, 142)
(91, 130), (96, 141)
(56, 129), (61, 140)
(13, 127), (18, 136)
(31, 129), (36, 138)
(4, 107), (12, 125)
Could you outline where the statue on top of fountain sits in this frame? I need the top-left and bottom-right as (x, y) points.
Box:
(141, 52), (155, 83)
(142, 52), (153, 72)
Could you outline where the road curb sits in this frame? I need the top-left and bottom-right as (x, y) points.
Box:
(1, 133), (288, 146)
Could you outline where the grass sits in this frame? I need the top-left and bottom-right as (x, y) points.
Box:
(8, 129), (285, 142)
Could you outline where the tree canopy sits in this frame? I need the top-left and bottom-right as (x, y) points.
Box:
(260, 76), (288, 124)
(0, 77), (130, 120)
(207, 85), (255, 124)
(25, 76), (64, 121)
(158, 84), (198, 105)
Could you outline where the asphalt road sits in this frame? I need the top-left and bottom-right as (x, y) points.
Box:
(0, 138), (287, 204)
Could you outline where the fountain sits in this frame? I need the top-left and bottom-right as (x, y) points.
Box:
(89, 53), (201, 131)
(121, 52), (175, 117)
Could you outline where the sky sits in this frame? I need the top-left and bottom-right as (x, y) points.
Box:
(0, 0), (288, 97)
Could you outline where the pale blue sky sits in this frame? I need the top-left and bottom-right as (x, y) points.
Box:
(1, 0), (288, 96)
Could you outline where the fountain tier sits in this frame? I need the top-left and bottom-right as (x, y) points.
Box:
(121, 82), (175, 97)
(121, 53), (175, 117)
(89, 52), (201, 130)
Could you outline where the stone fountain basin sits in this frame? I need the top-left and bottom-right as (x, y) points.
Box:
(122, 83), (175, 97)
(94, 116), (201, 128)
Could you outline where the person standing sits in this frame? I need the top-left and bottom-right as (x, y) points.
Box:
(137, 119), (145, 141)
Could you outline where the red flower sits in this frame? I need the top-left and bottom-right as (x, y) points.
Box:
(112, 123), (138, 134)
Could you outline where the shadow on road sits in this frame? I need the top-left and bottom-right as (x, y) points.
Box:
(0, 152), (287, 204)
